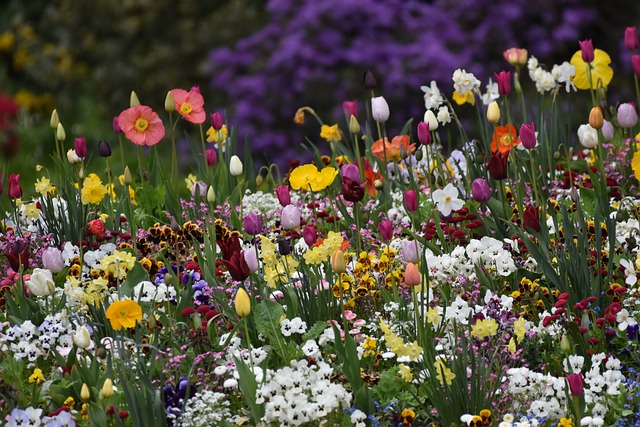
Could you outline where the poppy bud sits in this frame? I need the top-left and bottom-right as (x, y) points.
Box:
(363, 70), (378, 90)
(123, 166), (133, 185)
(164, 91), (175, 113)
(579, 39), (594, 63)
(98, 140), (112, 157)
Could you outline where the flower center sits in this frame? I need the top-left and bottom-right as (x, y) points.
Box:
(119, 309), (128, 319)
(444, 196), (451, 203)
(135, 118), (149, 132)
(499, 133), (513, 148)
(180, 103), (193, 115)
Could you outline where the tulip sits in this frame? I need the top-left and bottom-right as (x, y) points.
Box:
(487, 101), (501, 123)
(471, 178), (491, 202)
(342, 100), (358, 118)
(80, 383), (91, 401)
(488, 151), (508, 180)
(243, 212), (262, 236)
(302, 225), (317, 246)
(274, 185), (291, 207)
(588, 107), (603, 130)
(577, 124), (598, 148)
(401, 239), (422, 264)
(523, 205), (541, 232)
(191, 181), (208, 198)
(566, 373), (584, 396)
(123, 166), (133, 185)
(98, 140), (112, 157)
(363, 70), (377, 90)
(579, 39), (594, 63)
(424, 110), (439, 131)
(243, 249), (259, 274)
(625, 27), (638, 51)
(371, 96), (390, 123)
(235, 287), (251, 317)
(341, 164), (360, 182)
(601, 120), (614, 142)
(494, 71), (511, 96)
(73, 325), (92, 349)
(67, 149), (81, 164)
(281, 205), (301, 230)
(206, 148), (217, 166)
(617, 103), (638, 128)
(207, 186), (215, 203)
(519, 122), (537, 149)
(56, 123), (66, 142)
(229, 155), (243, 176)
(278, 239), (292, 256)
(633, 55), (640, 77)
(102, 378), (114, 398)
(404, 189), (418, 212)
(74, 137), (87, 158)
(42, 247), (65, 273)
(8, 173), (22, 199)
(341, 176), (365, 202)
(404, 262), (421, 287)
(379, 219), (393, 240)
(210, 112), (224, 131)
(349, 115), (361, 134)
(164, 90), (175, 113)
(503, 48), (528, 66)
(113, 116), (122, 134)
(331, 249), (347, 274)
(560, 334), (571, 354)
(417, 121), (431, 145)
(50, 109), (59, 129)
(25, 268), (55, 296)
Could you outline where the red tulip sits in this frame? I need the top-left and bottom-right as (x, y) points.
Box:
(8, 173), (22, 199)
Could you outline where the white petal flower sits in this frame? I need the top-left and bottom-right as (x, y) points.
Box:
(431, 183), (464, 217)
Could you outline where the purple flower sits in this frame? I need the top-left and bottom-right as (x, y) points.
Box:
(274, 185), (291, 207)
(210, 112), (224, 131)
(471, 178), (491, 202)
(378, 219), (393, 240)
(342, 100), (358, 118)
(617, 103), (638, 128)
(404, 189), (418, 212)
(494, 70), (511, 96)
(206, 148), (218, 166)
(74, 137), (87, 158)
(579, 39), (594, 62)
(519, 122), (536, 149)
(625, 27), (638, 51)
(243, 212), (262, 235)
(281, 205), (301, 230)
(341, 163), (360, 182)
(417, 121), (431, 145)
(302, 225), (317, 246)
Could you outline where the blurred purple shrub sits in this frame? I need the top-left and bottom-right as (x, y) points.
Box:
(207, 0), (596, 166)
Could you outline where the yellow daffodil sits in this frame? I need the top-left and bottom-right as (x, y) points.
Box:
(289, 164), (338, 192)
(320, 124), (342, 143)
(105, 299), (143, 330)
(81, 174), (107, 205)
(570, 48), (613, 90)
(471, 318), (498, 339)
(434, 358), (456, 385)
(633, 150), (640, 182)
(35, 176), (55, 196)
(452, 90), (476, 106)
(513, 317), (527, 344)
(398, 364), (413, 382)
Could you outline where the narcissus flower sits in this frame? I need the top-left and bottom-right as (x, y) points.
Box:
(320, 124), (342, 143)
(570, 47), (613, 90)
(105, 299), (143, 330)
(81, 174), (107, 205)
(170, 86), (206, 124)
(118, 105), (165, 146)
(289, 164), (338, 192)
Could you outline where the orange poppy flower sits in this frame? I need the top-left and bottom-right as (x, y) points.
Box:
(371, 135), (416, 162)
(490, 124), (520, 154)
(363, 158), (382, 197)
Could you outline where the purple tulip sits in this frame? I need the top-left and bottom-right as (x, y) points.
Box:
(519, 122), (536, 149)
(302, 225), (317, 246)
(402, 239), (422, 264)
(243, 249), (259, 273)
(494, 70), (511, 96)
(210, 112), (224, 131)
(417, 121), (431, 145)
(404, 189), (418, 212)
(281, 205), (301, 230)
(243, 212), (262, 235)
(378, 219), (393, 240)
(342, 100), (358, 118)
(341, 164), (360, 182)
(625, 27), (639, 51)
(617, 103), (638, 128)
(471, 178), (491, 203)
(566, 373), (584, 396)
(74, 137), (87, 158)
(41, 247), (65, 273)
(206, 148), (218, 166)
(601, 120), (614, 142)
(274, 185), (291, 207)
(579, 39), (594, 62)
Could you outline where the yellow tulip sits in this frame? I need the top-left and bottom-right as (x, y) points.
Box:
(235, 287), (251, 318)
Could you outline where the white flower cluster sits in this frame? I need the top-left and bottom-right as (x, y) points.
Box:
(174, 390), (232, 427)
(133, 280), (176, 303)
(527, 56), (576, 94)
(0, 313), (74, 362)
(242, 190), (286, 230)
(256, 359), (352, 426)
(506, 353), (624, 420)
(452, 69), (481, 94)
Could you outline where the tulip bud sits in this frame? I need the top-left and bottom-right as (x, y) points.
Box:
(363, 70), (378, 90)
(243, 249), (259, 274)
(56, 123), (66, 142)
(243, 212), (262, 235)
(210, 112), (224, 131)
(229, 155), (243, 176)
(503, 48), (528, 67)
(374, 179), (383, 190)
(404, 262), (421, 287)
(341, 164), (360, 182)
(577, 124), (598, 149)
(302, 225), (317, 246)
(494, 70), (511, 97)
(41, 247), (65, 273)
(205, 148), (217, 167)
(50, 109), (59, 129)
(164, 91), (175, 113)
(424, 110), (439, 131)
(371, 96), (390, 123)
(348, 115), (361, 134)
(73, 325), (92, 349)
(417, 121), (431, 145)
(98, 140), (112, 157)
(378, 219), (393, 241)
(67, 149), (81, 164)
(625, 27), (638, 51)
(278, 239), (292, 256)
(402, 239), (422, 264)
(471, 178), (491, 202)
(601, 120), (614, 142)
(331, 249), (347, 274)
(123, 166), (133, 185)
(102, 378), (114, 398)
(519, 122), (537, 149)
(8, 173), (22, 199)
(617, 103), (638, 128)
(235, 287), (251, 318)
(523, 205), (541, 232)
(343, 100), (358, 118)
(74, 137), (87, 159)
(130, 91), (140, 107)
(579, 39), (594, 63)
(274, 185), (291, 207)
(487, 101), (501, 123)
(560, 334), (571, 354)
(566, 373), (584, 397)
(281, 205), (301, 230)
(404, 189), (418, 212)
(588, 107), (603, 130)
(633, 55), (640, 77)
(81, 383), (91, 401)
(488, 151), (508, 180)
(207, 186), (215, 203)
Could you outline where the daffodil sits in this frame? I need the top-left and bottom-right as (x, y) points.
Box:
(320, 124), (341, 143)
(570, 48), (613, 90)
(81, 174), (107, 205)
(632, 150), (640, 182)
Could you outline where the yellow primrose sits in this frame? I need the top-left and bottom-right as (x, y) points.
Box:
(570, 48), (613, 90)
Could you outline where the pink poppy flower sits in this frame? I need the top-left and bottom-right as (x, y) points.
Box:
(118, 105), (165, 146)
(170, 86), (206, 124)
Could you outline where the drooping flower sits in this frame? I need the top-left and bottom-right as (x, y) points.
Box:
(118, 105), (165, 146)
(288, 164), (338, 192)
(105, 299), (143, 330)
(320, 124), (342, 143)
(371, 135), (416, 162)
(570, 47), (613, 90)
(170, 87), (206, 124)
(491, 124), (520, 154)
(431, 183), (464, 217)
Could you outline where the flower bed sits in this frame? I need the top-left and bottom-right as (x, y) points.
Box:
(2, 32), (640, 427)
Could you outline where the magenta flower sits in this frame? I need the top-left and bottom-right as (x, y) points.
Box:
(579, 39), (594, 62)
(417, 121), (431, 145)
(206, 148), (218, 167)
(302, 225), (317, 246)
(74, 137), (87, 158)
(379, 219), (393, 240)
(633, 55), (640, 77)
(404, 189), (418, 212)
(519, 122), (536, 149)
(471, 178), (491, 203)
(625, 27), (638, 51)
(494, 70), (511, 96)
(274, 185), (291, 207)
(566, 373), (584, 396)
(210, 112), (224, 131)
(8, 173), (22, 199)
(342, 100), (358, 118)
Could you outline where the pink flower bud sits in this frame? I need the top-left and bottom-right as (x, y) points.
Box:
(243, 249), (259, 274)
(625, 27), (638, 51)
(342, 100), (358, 118)
(579, 39), (594, 62)
(274, 185), (291, 207)
(404, 189), (418, 212)
(41, 247), (65, 273)
(401, 239), (422, 264)
(417, 121), (431, 145)
(566, 373), (584, 396)
(519, 122), (536, 149)
(74, 137), (87, 158)
(378, 219), (393, 241)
